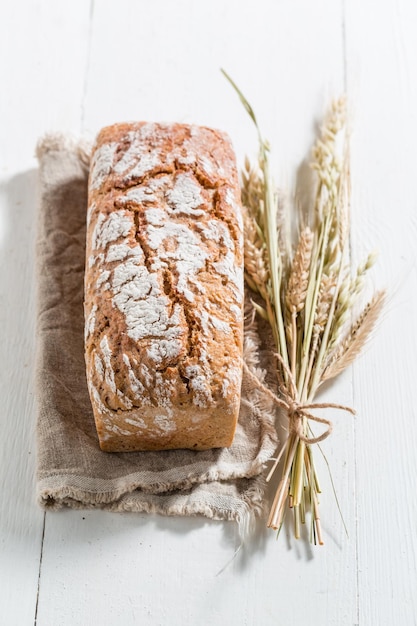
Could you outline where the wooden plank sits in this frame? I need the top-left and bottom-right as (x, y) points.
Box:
(345, 0), (417, 624)
(82, 0), (346, 180)
(35, 1), (362, 625)
(0, 168), (45, 626)
(36, 511), (241, 625)
(0, 1), (91, 623)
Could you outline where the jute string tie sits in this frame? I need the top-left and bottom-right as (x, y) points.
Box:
(243, 354), (355, 445)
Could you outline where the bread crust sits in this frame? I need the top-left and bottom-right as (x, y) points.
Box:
(85, 122), (244, 451)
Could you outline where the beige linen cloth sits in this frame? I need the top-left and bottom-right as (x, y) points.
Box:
(35, 135), (278, 535)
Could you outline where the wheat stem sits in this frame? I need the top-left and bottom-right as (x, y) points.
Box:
(308, 246), (347, 397)
(291, 312), (297, 381)
(298, 209), (333, 398)
(268, 437), (298, 529)
(263, 154), (290, 373)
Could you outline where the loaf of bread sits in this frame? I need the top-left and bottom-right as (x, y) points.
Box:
(84, 122), (244, 452)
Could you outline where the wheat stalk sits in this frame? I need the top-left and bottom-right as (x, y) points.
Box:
(286, 228), (314, 378)
(302, 273), (337, 391)
(243, 211), (269, 291)
(322, 290), (386, 383)
(223, 69), (384, 545)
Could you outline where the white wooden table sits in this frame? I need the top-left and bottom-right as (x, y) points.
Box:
(1, 1), (416, 624)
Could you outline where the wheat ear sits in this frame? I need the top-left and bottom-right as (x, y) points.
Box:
(243, 209), (269, 293)
(322, 290), (386, 382)
(286, 227), (313, 378)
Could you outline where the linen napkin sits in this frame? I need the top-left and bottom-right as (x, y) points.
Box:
(35, 134), (278, 535)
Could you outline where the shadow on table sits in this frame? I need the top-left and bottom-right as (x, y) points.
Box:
(0, 168), (44, 540)
(47, 505), (274, 575)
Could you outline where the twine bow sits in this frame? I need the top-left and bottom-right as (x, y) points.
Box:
(243, 354), (355, 445)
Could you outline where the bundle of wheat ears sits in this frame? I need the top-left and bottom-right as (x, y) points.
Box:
(223, 71), (385, 545)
